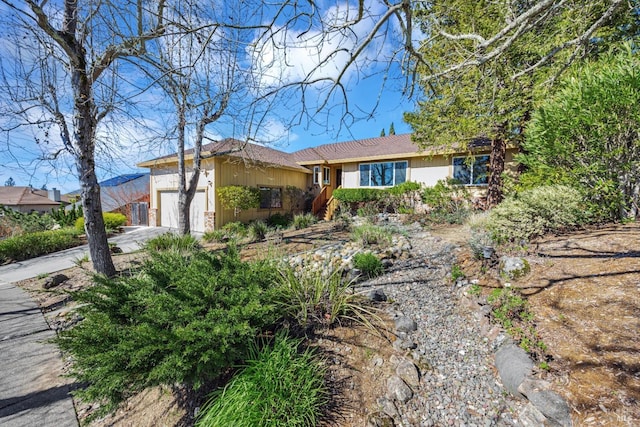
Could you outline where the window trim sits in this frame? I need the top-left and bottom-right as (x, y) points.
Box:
(358, 160), (408, 187)
(312, 166), (320, 185)
(258, 186), (283, 209)
(322, 166), (330, 185)
(452, 154), (490, 186)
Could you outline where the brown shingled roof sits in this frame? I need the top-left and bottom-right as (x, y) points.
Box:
(292, 134), (425, 164)
(138, 138), (310, 173)
(0, 187), (70, 207)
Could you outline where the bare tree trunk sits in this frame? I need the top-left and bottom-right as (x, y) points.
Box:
(486, 125), (506, 208)
(67, 5), (115, 276)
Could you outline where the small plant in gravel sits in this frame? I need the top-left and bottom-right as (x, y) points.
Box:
(196, 333), (327, 427)
(351, 223), (393, 246)
(352, 252), (383, 278)
(487, 287), (548, 361)
(450, 264), (465, 283)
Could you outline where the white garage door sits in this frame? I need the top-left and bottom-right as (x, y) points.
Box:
(159, 190), (206, 232)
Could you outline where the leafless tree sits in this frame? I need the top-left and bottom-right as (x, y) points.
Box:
(0, 0), (171, 276)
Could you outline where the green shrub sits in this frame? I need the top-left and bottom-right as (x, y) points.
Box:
(275, 266), (377, 330)
(387, 181), (421, 196)
(221, 221), (248, 239)
(487, 185), (585, 244)
(266, 213), (292, 228)
(352, 252), (383, 278)
(50, 203), (83, 227)
(202, 230), (227, 243)
(0, 205), (56, 237)
(0, 228), (81, 263)
(248, 220), (268, 241)
(217, 186), (260, 219)
(56, 247), (282, 416)
(74, 212), (127, 233)
(332, 188), (385, 203)
(292, 212), (317, 230)
(143, 232), (200, 252)
(196, 333), (327, 427)
(351, 223), (393, 246)
(422, 179), (472, 224)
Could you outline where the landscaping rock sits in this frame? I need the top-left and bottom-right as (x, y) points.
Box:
(367, 411), (395, 427)
(395, 359), (420, 387)
(500, 256), (531, 280)
(367, 288), (387, 302)
(377, 397), (399, 418)
(387, 375), (413, 403)
(393, 316), (417, 333)
(43, 274), (69, 290)
(495, 342), (534, 397)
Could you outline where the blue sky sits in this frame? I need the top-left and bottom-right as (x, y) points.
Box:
(0, 1), (418, 194)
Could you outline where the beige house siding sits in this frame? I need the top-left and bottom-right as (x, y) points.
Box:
(214, 158), (309, 228)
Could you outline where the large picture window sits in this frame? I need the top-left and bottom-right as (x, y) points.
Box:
(452, 155), (489, 185)
(259, 186), (282, 209)
(359, 161), (407, 187)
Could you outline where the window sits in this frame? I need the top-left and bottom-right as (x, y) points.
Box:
(452, 155), (489, 185)
(259, 187), (282, 209)
(322, 167), (330, 185)
(359, 161), (407, 187)
(312, 166), (320, 185)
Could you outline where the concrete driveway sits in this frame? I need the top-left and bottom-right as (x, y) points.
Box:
(0, 226), (171, 426)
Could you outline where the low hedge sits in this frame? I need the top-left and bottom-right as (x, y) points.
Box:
(75, 212), (127, 233)
(332, 188), (385, 203)
(0, 228), (81, 263)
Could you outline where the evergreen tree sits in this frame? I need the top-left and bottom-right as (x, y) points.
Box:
(404, 0), (637, 206)
(389, 122), (395, 135)
(4, 177), (15, 186)
(380, 128), (386, 137)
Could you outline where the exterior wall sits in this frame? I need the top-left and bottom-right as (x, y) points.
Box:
(214, 158), (309, 228)
(149, 162), (214, 231)
(339, 149), (518, 190)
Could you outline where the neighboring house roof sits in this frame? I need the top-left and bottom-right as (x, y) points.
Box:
(138, 138), (310, 173)
(68, 174), (150, 212)
(0, 186), (70, 208)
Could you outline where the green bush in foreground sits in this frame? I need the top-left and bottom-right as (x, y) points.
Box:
(0, 228), (80, 263)
(196, 333), (327, 427)
(352, 252), (383, 278)
(74, 212), (127, 233)
(57, 247), (281, 417)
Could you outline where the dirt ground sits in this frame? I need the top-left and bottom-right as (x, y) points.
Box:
(17, 221), (640, 426)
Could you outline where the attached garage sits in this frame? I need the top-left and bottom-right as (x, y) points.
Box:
(159, 190), (206, 232)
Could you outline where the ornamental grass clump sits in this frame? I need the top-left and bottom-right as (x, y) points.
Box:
(196, 333), (327, 427)
(292, 212), (317, 230)
(56, 247), (281, 417)
(352, 252), (383, 278)
(143, 232), (200, 252)
(350, 223), (393, 246)
(275, 266), (379, 331)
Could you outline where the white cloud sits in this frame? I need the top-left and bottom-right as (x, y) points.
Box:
(250, 1), (393, 91)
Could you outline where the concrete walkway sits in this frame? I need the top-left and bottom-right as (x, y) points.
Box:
(0, 226), (170, 426)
